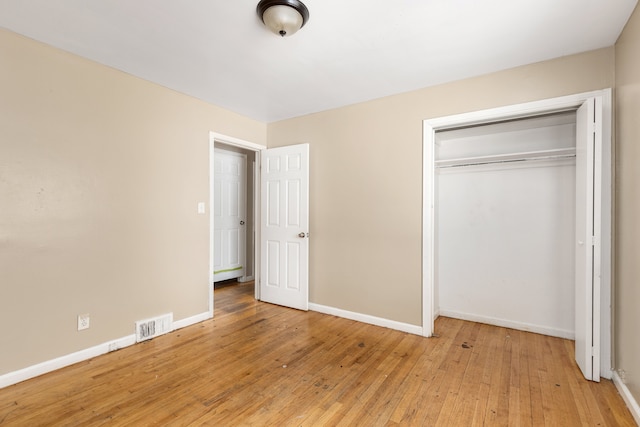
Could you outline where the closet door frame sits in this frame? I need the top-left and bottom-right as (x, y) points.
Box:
(422, 89), (612, 379)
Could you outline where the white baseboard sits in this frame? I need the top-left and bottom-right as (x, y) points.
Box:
(238, 275), (255, 283)
(0, 311), (210, 390)
(613, 370), (640, 425)
(0, 334), (135, 390)
(438, 309), (575, 340)
(172, 311), (211, 330)
(309, 303), (423, 336)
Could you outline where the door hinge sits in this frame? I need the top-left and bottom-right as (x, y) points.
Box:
(592, 236), (597, 246)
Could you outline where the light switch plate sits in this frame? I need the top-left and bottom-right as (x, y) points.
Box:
(197, 202), (206, 214)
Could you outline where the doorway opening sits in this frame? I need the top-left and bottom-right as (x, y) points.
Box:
(209, 133), (266, 317)
(208, 133), (311, 317)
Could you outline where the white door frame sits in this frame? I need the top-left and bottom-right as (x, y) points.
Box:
(422, 89), (613, 378)
(209, 132), (266, 318)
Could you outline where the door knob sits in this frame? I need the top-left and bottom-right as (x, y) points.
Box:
(240, 220), (245, 225)
(298, 232), (307, 238)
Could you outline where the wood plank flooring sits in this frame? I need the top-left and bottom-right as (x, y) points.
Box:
(0, 281), (635, 426)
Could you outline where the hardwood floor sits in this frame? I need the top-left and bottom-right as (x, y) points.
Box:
(0, 282), (635, 426)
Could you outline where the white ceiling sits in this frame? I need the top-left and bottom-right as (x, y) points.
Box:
(0, 0), (637, 122)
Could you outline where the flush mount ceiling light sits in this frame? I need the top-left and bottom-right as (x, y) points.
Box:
(257, 0), (310, 37)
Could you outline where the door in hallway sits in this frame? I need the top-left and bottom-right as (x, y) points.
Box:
(213, 149), (247, 282)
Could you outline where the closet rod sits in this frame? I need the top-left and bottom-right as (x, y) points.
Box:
(435, 148), (576, 169)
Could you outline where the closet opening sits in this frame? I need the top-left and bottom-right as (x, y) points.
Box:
(434, 111), (577, 339)
(422, 90), (613, 382)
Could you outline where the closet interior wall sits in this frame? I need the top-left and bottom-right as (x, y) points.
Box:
(434, 112), (578, 339)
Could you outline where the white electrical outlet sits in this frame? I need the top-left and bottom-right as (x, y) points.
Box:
(78, 314), (90, 331)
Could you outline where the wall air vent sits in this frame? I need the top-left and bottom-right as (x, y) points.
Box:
(135, 313), (173, 343)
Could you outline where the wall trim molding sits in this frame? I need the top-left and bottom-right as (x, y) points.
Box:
(309, 303), (423, 336)
(173, 311), (211, 330)
(0, 311), (210, 390)
(0, 335), (135, 390)
(613, 370), (640, 425)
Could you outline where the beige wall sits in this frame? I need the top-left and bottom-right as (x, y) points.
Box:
(0, 29), (266, 375)
(267, 48), (615, 326)
(615, 4), (640, 404)
(1, 21), (629, 386)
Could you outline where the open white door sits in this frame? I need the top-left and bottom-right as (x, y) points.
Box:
(575, 97), (602, 382)
(213, 149), (247, 282)
(260, 144), (309, 310)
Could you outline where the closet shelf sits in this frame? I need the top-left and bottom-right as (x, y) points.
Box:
(435, 147), (576, 169)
